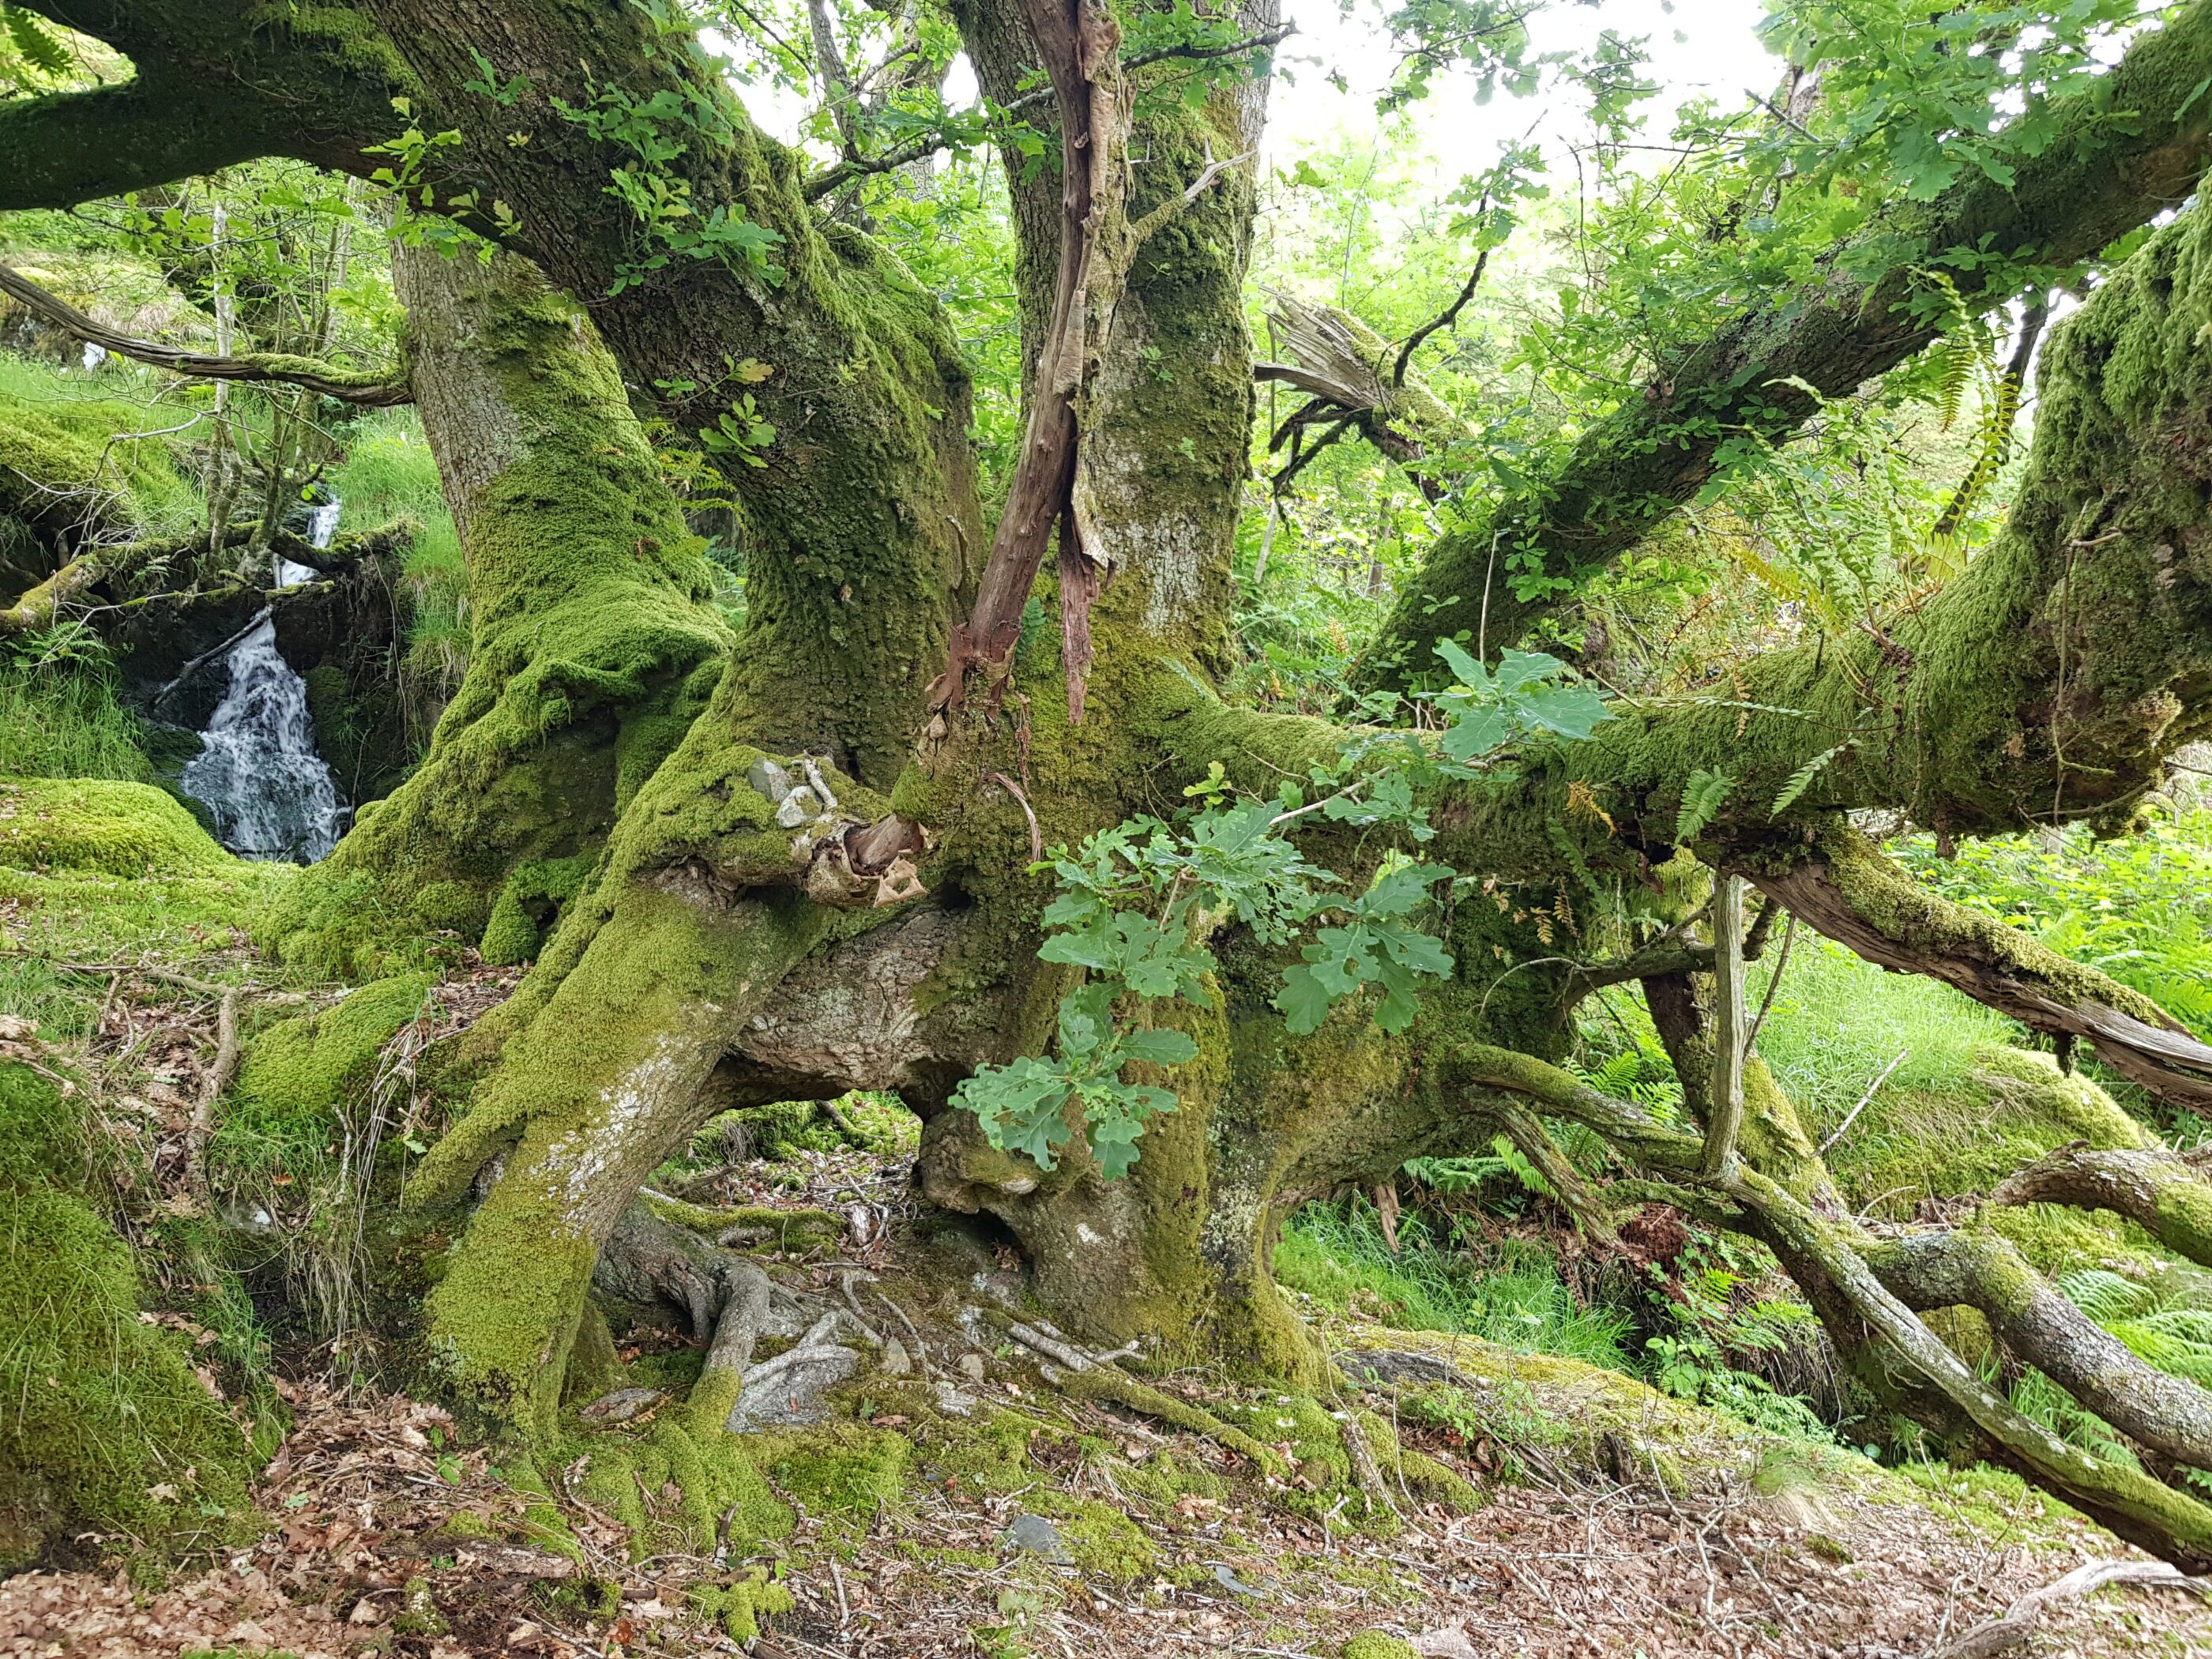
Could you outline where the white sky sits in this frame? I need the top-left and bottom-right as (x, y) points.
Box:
(1259, 0), (1779, 167)
(740, 1), (1785, 181)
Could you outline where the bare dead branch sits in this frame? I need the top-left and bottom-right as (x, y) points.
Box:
(1936, 1559), (2203, 1657)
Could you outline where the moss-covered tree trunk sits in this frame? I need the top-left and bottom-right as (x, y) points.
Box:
(270, 246), (734, 973)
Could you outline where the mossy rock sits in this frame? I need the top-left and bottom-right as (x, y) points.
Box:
(0, 776), (233, 876)
(477, 884), (540, 965)
(1341, 1637), (1419, 1659)
(0, 1062), (255, 1567)
(216, 974), (434, 1182)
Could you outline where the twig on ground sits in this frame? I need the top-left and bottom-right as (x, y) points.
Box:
(1934, 1559), (2206, 1657)
(184, 987), (239, 1207)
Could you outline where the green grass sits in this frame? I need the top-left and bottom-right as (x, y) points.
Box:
(1899, 798), (2212, 1040)
(1275, 1197), (1633, 1370)
(0, 660), (153, 780)
(1748, 935), (2014, 1134)
(328, 408), (466, 694)
(0, 351), (205, 535)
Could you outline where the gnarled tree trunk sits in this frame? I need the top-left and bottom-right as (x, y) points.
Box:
(269, 245), (734, 972)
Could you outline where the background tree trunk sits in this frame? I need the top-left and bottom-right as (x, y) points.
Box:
(267, 246), (733, 972)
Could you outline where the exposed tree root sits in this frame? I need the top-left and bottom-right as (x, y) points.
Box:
(1048, 1364), (1289, 1477)
(1994, 1145), (2212, 1268)
(635, 1189), (845, 1251)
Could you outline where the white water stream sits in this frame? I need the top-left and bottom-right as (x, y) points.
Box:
(179, 505), (345, 863)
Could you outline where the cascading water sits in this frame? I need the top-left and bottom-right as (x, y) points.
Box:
(179, 503), (344, 863)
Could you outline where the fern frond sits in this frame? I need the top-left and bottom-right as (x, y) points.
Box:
(2, 6), (70, 78)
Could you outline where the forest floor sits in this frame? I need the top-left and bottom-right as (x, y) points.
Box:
(2, 871), (2209, 1657)
(3, 1125), (2209, 1658)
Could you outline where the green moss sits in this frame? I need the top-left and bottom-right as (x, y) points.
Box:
(0, 393), (195, 560)
(0, 777), (233, 877)
(1107, 1443), (1224, 1508)
(570, 1415), (792, 1560)
(1028, 1490), (1156, 1581)
(0, 1062), (255, 1567)
(1341, 1635), (1419, 1659)
(264, 250), (735, 976)
(216, 974), (432, 1183)
(758, 1422), (912, 1526)
(685, 1568), (794, 1642)
(477, 884), (538, 965)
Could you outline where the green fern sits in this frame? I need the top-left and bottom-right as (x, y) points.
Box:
(2, 5), (70, 81)
(2056, 1268), (2155, 1324)
(1771, 740), (1853, 817)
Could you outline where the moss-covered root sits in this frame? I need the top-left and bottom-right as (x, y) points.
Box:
(1759, 830), (2212, 1112)
(634, 1187), (843, 1251)
(265, 245), (733, 977)
(413, 886), (823, 1442)
(1051, 1365), (1290, 1477)
(1733, 1166), (2212, 1573)
(1994, 1145), (2212, 1268)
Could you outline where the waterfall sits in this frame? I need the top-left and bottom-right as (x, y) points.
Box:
(178, 500), (344, 863)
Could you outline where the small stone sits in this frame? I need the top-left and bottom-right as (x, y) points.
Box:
(747, 758), (793, 803)
(931, 1380), (977, 1416)
(878, 1336), (912, 1376)
(957, 1350), (987, 1384)
(1003, 1513), (1072, 1563)
(774, 785), (820, 828)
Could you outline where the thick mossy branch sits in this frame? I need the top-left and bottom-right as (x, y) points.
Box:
(1866, 1228), (2212, 1477)
(1995, 1146), (2212, 1269)
(0, 4), (415, 202)
(1735, 1163), (2212, 1571)
(265, 248), (734, 973)
(1552, 198), (2212, 851)
(1366, 0), (2212, 682)
(1053, 1364), (1290, 1477)
(1755, 830), (2212, 1110)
